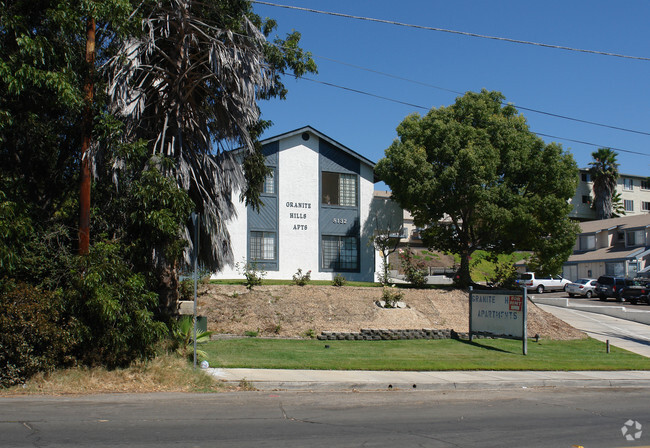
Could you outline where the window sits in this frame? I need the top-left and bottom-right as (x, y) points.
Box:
(581, 195), (590, 204)
(605, 262), (625, 277)
(579, 234), (595, 250)
(643, 201), (650, 212)
(581, 173), (591, 182)
(626, 229), (645, 247)
(322, 172), (357, 206)
(321, 235), (359, 271)
(250, 231), (276, 261)
(262, 168), (275, 195)
(623, 178), (633, 191)
(624, 199), (634, 212)
(642, 180), (649, 190)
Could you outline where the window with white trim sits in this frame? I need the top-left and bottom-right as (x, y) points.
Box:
(642, 180), (649, 190)
(623, 178), (633, 191)
(321, 235), (359, 271)
(624, 199), (634, 212)
(250, 231), (276, 261)
(642, 201), (650, 212)
(321, 172), (357, 206)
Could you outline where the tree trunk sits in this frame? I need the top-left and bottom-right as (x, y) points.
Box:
(79, 17), (95, 255)
(457, 249), (472, 288)
(157, 257), (180, 318)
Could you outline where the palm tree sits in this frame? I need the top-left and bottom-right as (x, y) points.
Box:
(589, 148), (619, 220)
(104, 0), (314, 314)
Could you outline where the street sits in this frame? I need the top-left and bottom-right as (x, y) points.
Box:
(2, 389), (650, 448)
(535, 290), (650, 308)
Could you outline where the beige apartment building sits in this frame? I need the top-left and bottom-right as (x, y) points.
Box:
(570, 169), (650, 221)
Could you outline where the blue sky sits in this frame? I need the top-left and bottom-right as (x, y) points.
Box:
(253, 0), (650, 180)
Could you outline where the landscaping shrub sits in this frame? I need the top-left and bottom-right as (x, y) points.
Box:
(398, 247), (427, 288)
(292, 268), (311, 286)
(66, 242), (167, 368)
(332, 274), (346, 287)
(0, 280), (77, 387)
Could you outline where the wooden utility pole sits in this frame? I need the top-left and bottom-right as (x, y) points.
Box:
(79, 16), (95, 255)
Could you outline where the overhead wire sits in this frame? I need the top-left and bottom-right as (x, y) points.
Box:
(289, 74), (650, 157)
(251, 1), (650, 62)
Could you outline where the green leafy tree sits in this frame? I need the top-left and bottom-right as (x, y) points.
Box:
(376, 90), (579, 288)
(589, 148), (619, 220)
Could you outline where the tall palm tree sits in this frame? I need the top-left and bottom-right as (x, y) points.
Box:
(589, 148), (619, 220)
(104, 0), (314, 313)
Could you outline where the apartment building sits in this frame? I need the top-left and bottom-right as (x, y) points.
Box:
(570, 169), (650, 221)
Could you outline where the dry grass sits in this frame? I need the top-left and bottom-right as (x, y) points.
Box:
(0, 354), (230, 396)
(198, 284), (585, 340)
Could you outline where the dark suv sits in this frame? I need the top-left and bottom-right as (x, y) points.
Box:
(595, 276), (630, 302)
(620, 279), (650, 305)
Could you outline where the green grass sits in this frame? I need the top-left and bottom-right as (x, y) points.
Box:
(204, 337), (650, 371)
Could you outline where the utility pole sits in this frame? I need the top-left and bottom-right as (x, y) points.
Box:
(79, 16), (95, 255)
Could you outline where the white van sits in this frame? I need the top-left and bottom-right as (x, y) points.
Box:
(518, 272), (571, 293)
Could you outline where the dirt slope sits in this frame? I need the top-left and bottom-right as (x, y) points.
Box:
(196, 284), (585, 340)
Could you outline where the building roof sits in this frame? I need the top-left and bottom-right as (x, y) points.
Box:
(567, 245), (648, 263)
(579, 168), (650, 180)
(578, 214), (650, 235)
(258, 126), (376, 169)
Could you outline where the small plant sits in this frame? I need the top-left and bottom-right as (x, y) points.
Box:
(231, 291), (239, 298)
(292, 268), (311, 286)
(303, 328), (317, 339)
(173, 316), (213, 362)
(332, 274), (346, 287)
(235, 259), (266, 290)
(381, 285), (404, 308)
(398, 246), (427, 288)
(244, 330), (259, 337)
(238, 378), (257, 391)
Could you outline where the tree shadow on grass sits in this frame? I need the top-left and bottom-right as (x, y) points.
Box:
(456, 338), (514, 354)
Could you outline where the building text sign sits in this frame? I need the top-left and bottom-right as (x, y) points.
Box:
(469, 288), (527, 354)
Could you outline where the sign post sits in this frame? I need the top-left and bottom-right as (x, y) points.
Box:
(469, 287), (527, 355)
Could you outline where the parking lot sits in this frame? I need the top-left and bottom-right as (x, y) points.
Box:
(536, 290), (650, 307)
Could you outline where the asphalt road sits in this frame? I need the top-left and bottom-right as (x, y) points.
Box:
(3, 389), (650, 448)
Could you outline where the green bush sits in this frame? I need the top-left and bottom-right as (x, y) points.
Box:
(66, 242), (167, 368)
(381, 286), (404, 308)
(332, 274), (346, 287)
(236, 260), (265, 290)
(0, 280), (77, 387)
(292, 268), (311, 286)
(398, 247), (427, 288)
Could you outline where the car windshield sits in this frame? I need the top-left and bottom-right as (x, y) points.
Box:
(630, 279), (648, 286)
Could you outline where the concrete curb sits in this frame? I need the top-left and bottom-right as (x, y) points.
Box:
(208, 368), (650, 392)
(531, 296), (650, 325)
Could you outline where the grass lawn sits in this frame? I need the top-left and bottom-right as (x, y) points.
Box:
(209, 279), (381, 287)
(204, 337), (650, 371)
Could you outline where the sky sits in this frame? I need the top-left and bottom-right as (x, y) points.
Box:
(251, 0), (650, 183)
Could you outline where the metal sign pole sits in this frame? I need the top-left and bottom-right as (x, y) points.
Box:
(522, 286), (528, 356)
(191, 213), (200, 369)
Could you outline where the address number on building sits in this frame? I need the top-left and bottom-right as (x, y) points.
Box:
(332, 218), (348, 224)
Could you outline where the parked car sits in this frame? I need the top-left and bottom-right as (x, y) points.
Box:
(620, 279), (650, 305)
(566, 278), (598, 298)
(518, 272), (571, 293)
(595, 276), (631, 302)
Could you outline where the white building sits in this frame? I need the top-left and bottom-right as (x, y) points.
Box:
(214, 126), (385, 282)
(570, 169), (650, 220)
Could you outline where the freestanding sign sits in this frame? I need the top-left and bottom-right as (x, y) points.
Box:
(469, 287), (528, 355)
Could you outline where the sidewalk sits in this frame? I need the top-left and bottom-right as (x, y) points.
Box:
(206, 299), (650, 392)
(208, 368), (650, 391)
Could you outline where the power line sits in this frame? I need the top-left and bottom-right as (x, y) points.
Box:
(306, 51), (650, 137)
(291, 74), (650, 157)
(252, 1), (650, 62)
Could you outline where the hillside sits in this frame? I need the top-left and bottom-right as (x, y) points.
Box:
(195, 284), (585, 341)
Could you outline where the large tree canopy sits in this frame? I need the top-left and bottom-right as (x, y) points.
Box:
(375, 90), (579, 287)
